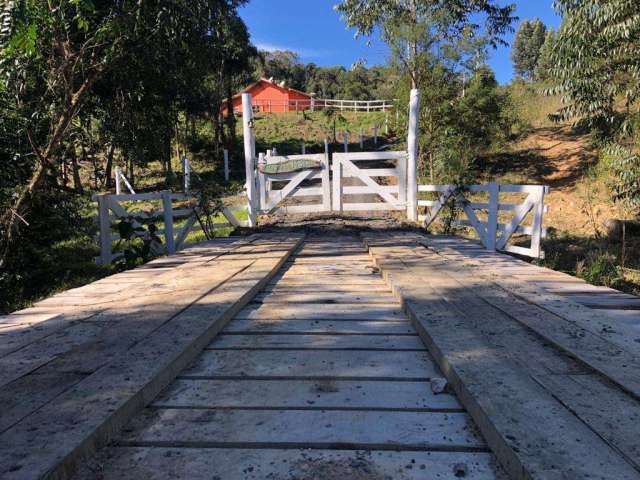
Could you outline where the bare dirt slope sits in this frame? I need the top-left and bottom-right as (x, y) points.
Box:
(488, 125), (617, 236)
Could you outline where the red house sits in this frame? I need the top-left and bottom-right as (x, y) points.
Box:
(226, 78), (313, 114)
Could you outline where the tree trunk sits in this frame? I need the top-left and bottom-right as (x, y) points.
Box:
(225, 78), (237, 151)
(70, 147), (84, 194)
(105, 144), (115, 189)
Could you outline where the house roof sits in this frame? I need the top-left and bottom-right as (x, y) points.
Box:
(231, 78), (311, 100)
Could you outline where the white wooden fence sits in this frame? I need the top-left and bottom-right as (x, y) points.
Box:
(418, 183), (548, 258)
(94, 191), (245, 265)
(256, 153), (331, 214)
(238, 98), (394, 114)
(332, 151), (407, 212)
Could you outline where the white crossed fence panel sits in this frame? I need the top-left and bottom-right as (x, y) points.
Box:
(332, 151), (407, 212)
(94, 191), (245, 265)
(418, 183), (549, 258)
(256, 153), (331, 214)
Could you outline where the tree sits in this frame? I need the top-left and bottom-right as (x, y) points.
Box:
(335, 0), (515, 88)
(0, 0), (253, 268)
(511, 19), (547, 80)
(534, 28), (557, 82)
(547, 1), (640, 131)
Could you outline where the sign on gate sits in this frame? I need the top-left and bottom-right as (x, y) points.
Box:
(256, 153), (331, 214)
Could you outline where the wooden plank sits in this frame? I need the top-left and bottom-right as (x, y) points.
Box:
(363, 235), (640, 480)
(535, 373), (640, 470)
(152, 378), (460, 410)
(120, 408), (485, 450)
(75, 448), (502, 480)
(181, 349), (440, 379)
(223, 319), (416, 335)
(0, 235), (304, 480)
(253, 292), (397, 304)
(262, 283), (390, 294)
(207, 333), (424, 350)
(235, 303), (405, 321)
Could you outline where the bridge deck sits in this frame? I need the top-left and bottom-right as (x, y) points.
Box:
(0, 232), (639, 479)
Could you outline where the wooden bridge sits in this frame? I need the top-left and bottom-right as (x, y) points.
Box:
(1, 229), (640, 479)
(2, 89), (640, 479)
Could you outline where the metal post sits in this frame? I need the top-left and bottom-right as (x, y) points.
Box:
(407, 89), (420, 222)
(373, 126), (378, 146)
(223, 149), (229, 182)
(343, 132), (349, 153)
(242, 93), (257, 227)
(301, 142), (306, 155)
(359, 128), (364, 149)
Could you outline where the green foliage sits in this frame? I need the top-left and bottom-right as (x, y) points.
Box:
(255, 50), (395, 101)
(114, 218), (163, 269)
(335, 0), (515, 86)
(600, 144), (640, 207)
(534, 29), (557, 82)
(547, 1), (640, 132)
(511, 19), (547, 80)
(576, 250), (621, 288)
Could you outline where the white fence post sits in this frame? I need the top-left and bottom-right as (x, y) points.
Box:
(530, 186), (547, 258)
(258, 152), (267, 211)
(407, 89), (420, 222)
(223, 149), (229, 182)
(97, 195), (111, 265)
(322, 139), (331, 211)
(242, 92), (257, 227)
(115, 166), (122, 195)
(182, 156), (190, 193)
(332, 157), (343, 212)
(162, 191), (175, 254)
(487, 182), (499, 251)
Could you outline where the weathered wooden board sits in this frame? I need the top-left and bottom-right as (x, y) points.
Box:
(262, 283), (391, 293)
(223, 319), (417, 335)
(268, 275), (387, 286)
(236, 303), (405, 321)
(181, 349), (439, 379)
(364, 234), (640, 480)
(208, 333), (425, 350)
(253, 292), (397, 304)
(120, 408), (485, 450)
(535, 373), (640, 470)
(75, 448), (504, 480)
(0, 235), (304, 480)
(152, 378), (461, 410)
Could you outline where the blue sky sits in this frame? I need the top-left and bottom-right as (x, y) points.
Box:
(239, 0), (562, 84)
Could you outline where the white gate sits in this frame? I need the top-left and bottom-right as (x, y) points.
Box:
(256, 153), (331, 214)
(332, 151), (407, 212)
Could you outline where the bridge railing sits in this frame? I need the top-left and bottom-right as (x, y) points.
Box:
(93, 191), (245, 265)
(418, 183), (549, 259)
